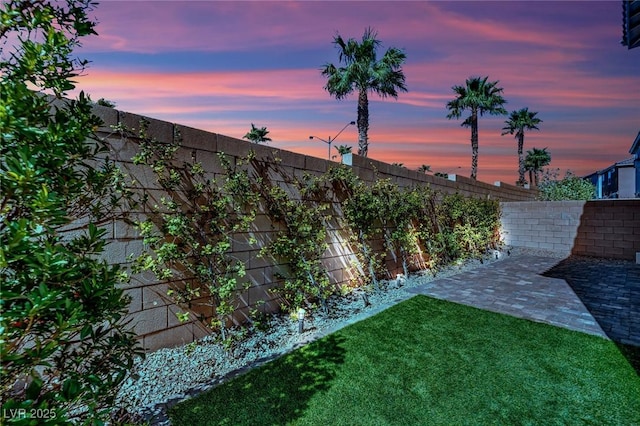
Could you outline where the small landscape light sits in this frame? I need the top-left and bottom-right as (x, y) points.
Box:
(297, 308), (306, 334)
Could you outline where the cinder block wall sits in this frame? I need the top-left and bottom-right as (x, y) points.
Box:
(90, 104), (536, 351)
(500, 201), (586, 256)
(501, 200), (640, 260)
(572, 200), (640, 259)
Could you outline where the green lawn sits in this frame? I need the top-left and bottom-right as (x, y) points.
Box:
(169, 296), (640, 425)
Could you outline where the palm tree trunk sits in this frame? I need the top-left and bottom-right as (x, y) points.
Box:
(470, 109), (478, 180)
(528, 169), (534, 187)
(357, 90), (369, 157)
(517, 133), (525, 186)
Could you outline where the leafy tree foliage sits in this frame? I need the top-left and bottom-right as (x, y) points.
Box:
(446, 76), (507, 180)
(0, 0), (142, 423)
(502, 108), (542, 186)
(322, 27), (407, 158)
(538, 169), (595, 201)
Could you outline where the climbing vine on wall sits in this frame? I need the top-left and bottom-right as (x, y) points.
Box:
(128, 121), (260, 342)
(321, 166), (385, 289)
(320, 165), (500, 283)
(384, 184), (435, 277)
(122, 123), (501, 342)
(437, 193), (501, 260)
(252, 163), (333, 314)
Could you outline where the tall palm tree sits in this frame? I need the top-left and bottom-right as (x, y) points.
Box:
(446, 76), (507, 180)
(322, 27), (407, 158)
(524, 147), (551, 186)
(243, 123), (271, 144)
(501, 108), (542, 186)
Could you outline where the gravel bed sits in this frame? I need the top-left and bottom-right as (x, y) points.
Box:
(114, 246), (566, 424)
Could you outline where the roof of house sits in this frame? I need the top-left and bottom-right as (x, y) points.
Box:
(630, 130), (640, 155)
(615, 157), (636, 167)
(584, 156), (636, 179)
(622, 0), (640, 49)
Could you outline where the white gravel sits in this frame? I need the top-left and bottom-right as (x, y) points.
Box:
(113, 246), (566, 424)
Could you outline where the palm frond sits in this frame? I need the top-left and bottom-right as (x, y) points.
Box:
(322, 27), (407, 156)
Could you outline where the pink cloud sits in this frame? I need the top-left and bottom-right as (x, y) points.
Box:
(86, 1), (342, 53)
(67, 1), (637, 186)
(73, 64), (634, 183)
(78, 68), (323, 101)
(86, 2), (594, 56)
(404, 55), (639, 111)
(418, 3), (587, 50)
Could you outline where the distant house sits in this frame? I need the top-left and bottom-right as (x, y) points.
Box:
(622, 0), (640, 49)
(585, 131), (640, 198)
(631, 131), (640, 194)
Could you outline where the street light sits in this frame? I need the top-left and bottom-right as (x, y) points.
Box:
(309, 121), (356, 160)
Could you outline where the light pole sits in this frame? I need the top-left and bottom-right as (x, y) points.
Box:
(309, 121), (355, 160)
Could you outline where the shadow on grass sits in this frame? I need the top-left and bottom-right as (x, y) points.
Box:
(543, 256), (640, 374)
(168, 334), (347, 426)
(168, 296), (640, 425)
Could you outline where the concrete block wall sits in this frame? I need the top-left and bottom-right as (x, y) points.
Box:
(90, 103), (536, 351)
(572, 200), (640, 259)
(501, 200), (640, 260)
(500, 201), (586, 256)
(351, 155), (536, 201)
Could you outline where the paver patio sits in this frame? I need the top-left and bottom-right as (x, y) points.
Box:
(406, 253), (640, 348)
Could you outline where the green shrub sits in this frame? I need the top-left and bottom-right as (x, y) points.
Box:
(538, 169), (595, 201)
(437, 193), (501, 259)
(1, 1), (142, 423)
(325, 166), (500, 280)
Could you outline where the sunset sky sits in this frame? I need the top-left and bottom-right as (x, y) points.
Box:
(73, 0), (640, 184)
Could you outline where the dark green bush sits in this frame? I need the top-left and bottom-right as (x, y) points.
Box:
(437, 193), (501, 259)
(1, 1), (142, 423)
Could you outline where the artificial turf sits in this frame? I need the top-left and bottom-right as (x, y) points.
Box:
(169, 295), (640, 425)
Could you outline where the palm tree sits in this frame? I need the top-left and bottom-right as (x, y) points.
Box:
(243, 123), (271, 144)
(417, 164), (432, 173)
(335, 145), (352, 155)
(322, 27), (407, 158)
(446, 76), (507, 180)
(501, 108), (542, 186)
(524, 147), (551, 186)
